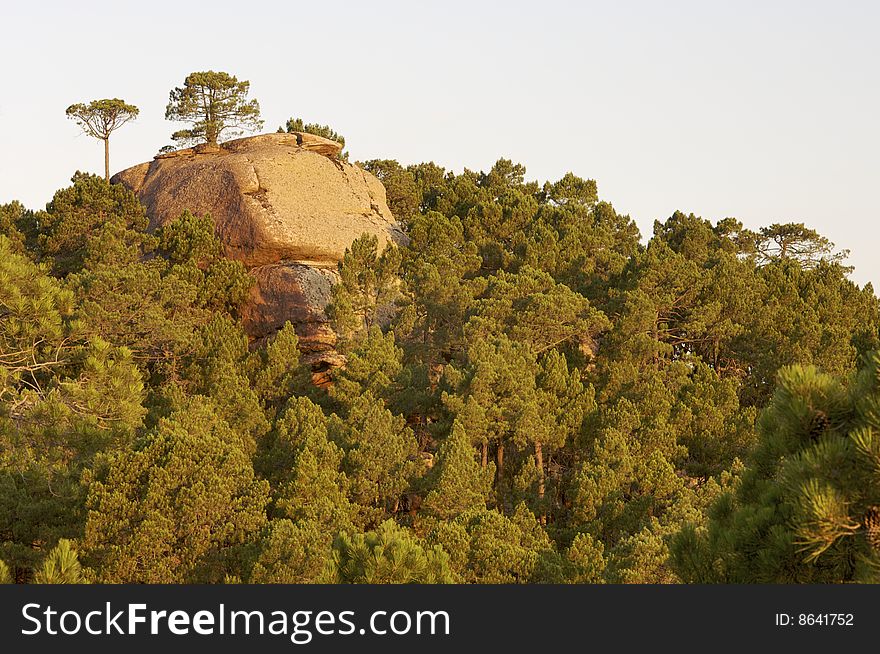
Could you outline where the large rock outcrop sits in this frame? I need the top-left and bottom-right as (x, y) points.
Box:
(113, 132), (402, 268)
(111, 132), (404, 365)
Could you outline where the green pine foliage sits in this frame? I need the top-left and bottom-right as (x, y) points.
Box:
(329, 326), (403, 408)
(0, 202), (30, 253)
(1, 138), (876, 584)
(565, 532), (606, 583)
(0, 560), (11, 584)
(33, 539), (89, 584)
(0, 540), (89, 584)
(166, 71), (263, 145)
(80, 398), (269, 583)
(333, 520), (454, 584)
(326, 235), (401, 346)
(259, 396), (357, 533)
(671, 354), (880, 583)
(251, 322), (310, 415)
(37, 172), (150, 276)
(250, 519), (335, 583)
(421, 420), (494, 520)
(429, 504), (566, 583)
(332, 393), (421, 515)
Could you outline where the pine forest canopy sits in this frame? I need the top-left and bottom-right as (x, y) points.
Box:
(3, 73), (879, 584)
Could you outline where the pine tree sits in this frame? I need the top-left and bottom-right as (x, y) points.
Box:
(395, 211), (482, 361)
(751, 222), (850, 270)
(32, 540), (89, 584)
(280, 118), (348, 160)
(565, 533), (606, 583)
(250, 519), (335, 583)
(326, 234), (401, 345)
(329, 326), (403, 409)
(332, 520), (454, 584)
(441, 336), (552, 501)
(671, 354), (880, 583)
(156, 210), (252, 313)
(0, 235), (74, 387)
(65, 99), (139, 181)
(422, 420), (494, 520)
(360, 160), (420, 224)
(0, 201), (30, 254)
(182, 315), (268, 452)
(332, 393), (421, 515)
(166, 71), (263, 145)
(464, 266), (610, 355)
(259, 396), (357, 533)
(37, 173), (150, 277)
(429, 504), (564, 583)
(251, 322), (308, 415)
(0, 238), (145, 574)
(80, 398), (269, 583)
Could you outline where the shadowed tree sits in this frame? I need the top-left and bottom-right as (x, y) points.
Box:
(66, 99), (139, 181)
(326, 235), (402, 345)
(166, 71), (263, 146)
(360, 160), (420, 225)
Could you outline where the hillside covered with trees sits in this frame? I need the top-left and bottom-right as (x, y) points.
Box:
(2, 72), (879, 584)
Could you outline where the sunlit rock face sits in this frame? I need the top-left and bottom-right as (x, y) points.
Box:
(113, 132), (404, 366)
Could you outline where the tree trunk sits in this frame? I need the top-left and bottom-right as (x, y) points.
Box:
(653, 311), (661, 371)
(713, 337), (720, 371)
(481, 442), (488, 469)
(535, 441), (546, 525)
(103, 138), (110, 182)
(496, 442), (504, 485)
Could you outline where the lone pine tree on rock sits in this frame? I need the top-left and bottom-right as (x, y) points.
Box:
(166, 71), (263, 146)
(65, 99), (139, 181)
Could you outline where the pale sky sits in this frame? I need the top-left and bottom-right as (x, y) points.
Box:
(2, 1), (878, 285)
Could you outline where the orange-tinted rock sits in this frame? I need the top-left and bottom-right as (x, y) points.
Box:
(240, 262), (337, 350)
(112, 132), (404, 269)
